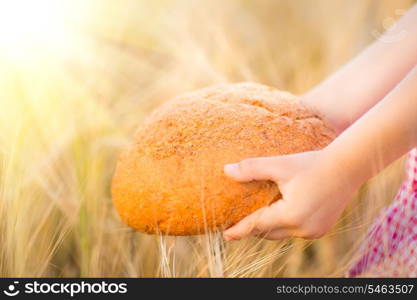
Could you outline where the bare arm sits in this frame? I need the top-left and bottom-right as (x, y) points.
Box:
(322, 65), (417, 189)
(303, 4), (417, 134)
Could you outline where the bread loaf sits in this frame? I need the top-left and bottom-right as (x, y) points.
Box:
(111, 83), (335, 235)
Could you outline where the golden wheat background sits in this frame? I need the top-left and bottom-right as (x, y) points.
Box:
(0, 0), (414, 277)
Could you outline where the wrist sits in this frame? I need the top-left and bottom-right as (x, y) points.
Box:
(300, 93), (347, 135)
(315, 146), (365, 192)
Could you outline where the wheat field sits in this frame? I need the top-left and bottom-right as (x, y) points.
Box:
(0, 0), (414, 277)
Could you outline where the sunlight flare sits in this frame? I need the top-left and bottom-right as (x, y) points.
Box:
(0, 0), (87, 59)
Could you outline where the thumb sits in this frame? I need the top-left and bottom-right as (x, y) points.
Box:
(223, 200), (290, 241)
(224, 157), (279, 182)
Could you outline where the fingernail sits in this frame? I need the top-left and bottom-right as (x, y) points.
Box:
(224, 164), (239, 177)
(223, 231), (232, 241)
(223, 234), (234, 241)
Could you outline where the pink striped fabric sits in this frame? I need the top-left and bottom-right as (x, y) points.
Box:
(348, 148), (417, 277)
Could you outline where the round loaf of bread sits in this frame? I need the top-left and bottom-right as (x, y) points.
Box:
(111, 83), (335, 235)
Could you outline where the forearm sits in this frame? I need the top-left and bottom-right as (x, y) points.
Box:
(321, 65), (417, 190)
(303, 4), (417, 133)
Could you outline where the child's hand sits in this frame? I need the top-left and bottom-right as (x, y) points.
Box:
(222, 5), (417, 242)
(223, 150), (357, 241)
(223, 62), (417, 242)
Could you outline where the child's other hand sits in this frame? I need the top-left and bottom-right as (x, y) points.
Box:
(223, 150), (357, 241)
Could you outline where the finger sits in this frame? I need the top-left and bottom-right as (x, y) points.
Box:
(223, 200), (288, 241)
(224, 157), (280, 182)
(259, 228), (295, 240)
(223, 207), (267, 241)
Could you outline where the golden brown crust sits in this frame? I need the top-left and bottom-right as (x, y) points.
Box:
(111, 82), (335, 235)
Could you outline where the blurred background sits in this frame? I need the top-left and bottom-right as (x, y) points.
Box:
(0, 0), (415, 277)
